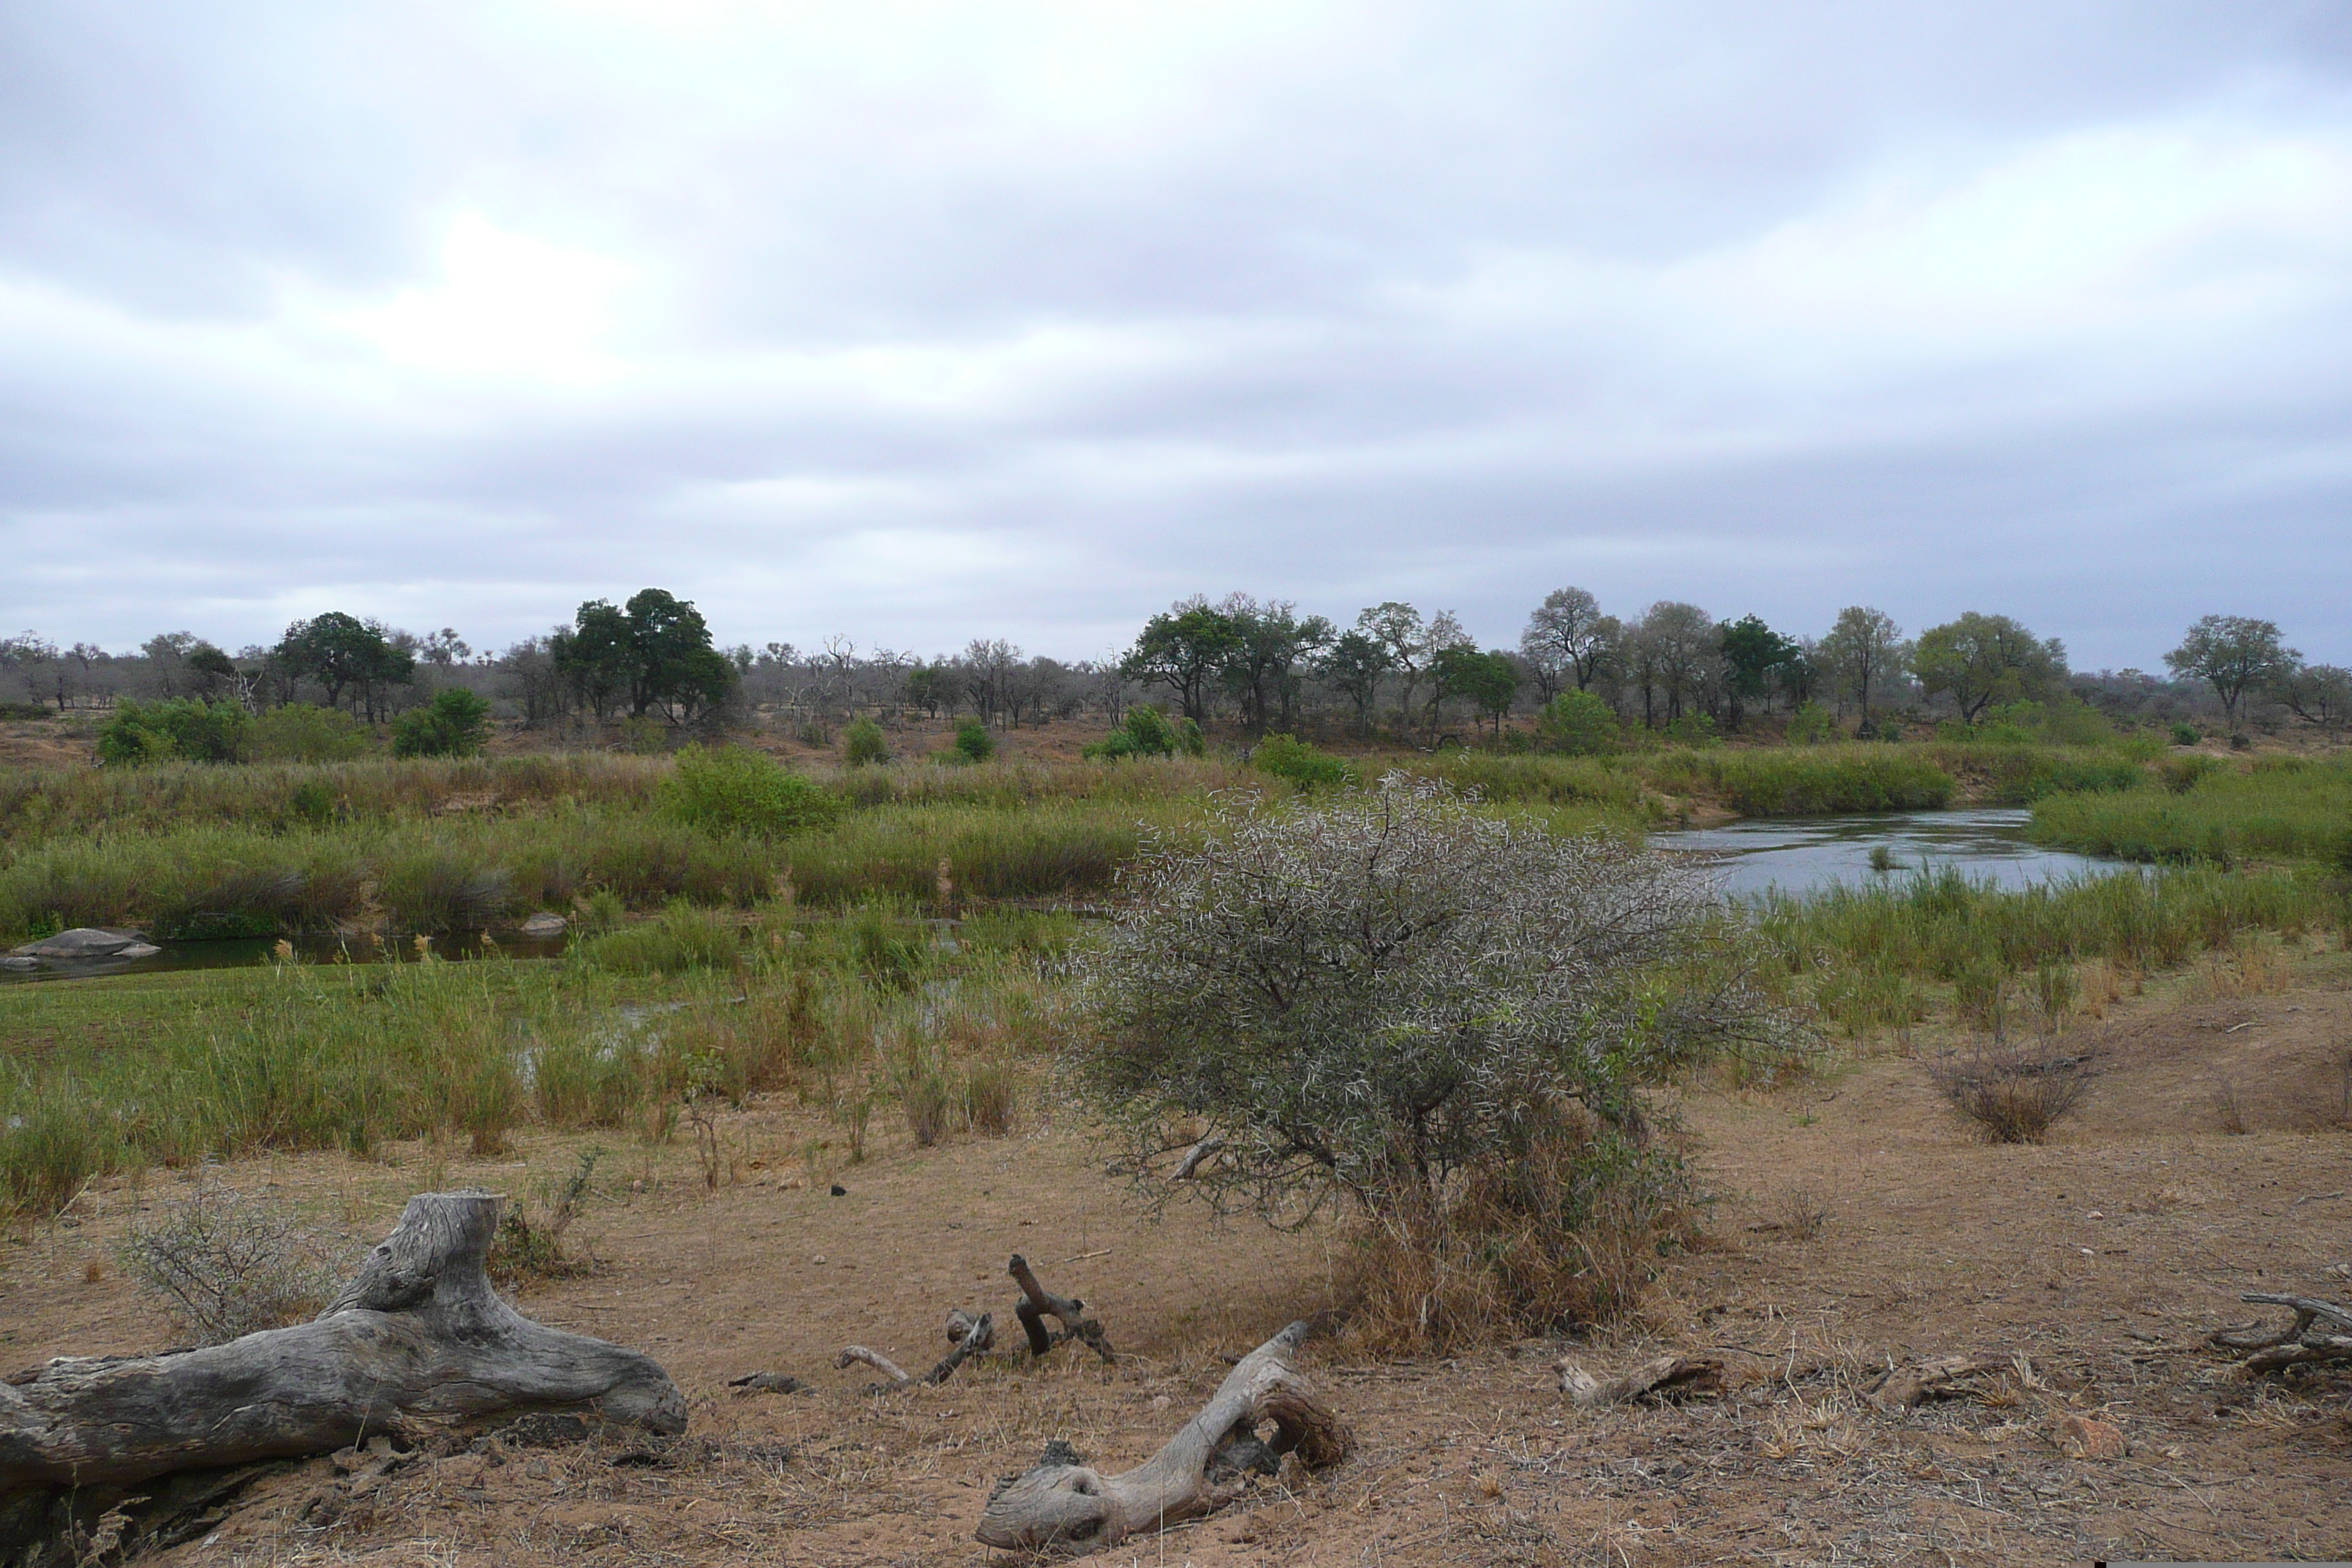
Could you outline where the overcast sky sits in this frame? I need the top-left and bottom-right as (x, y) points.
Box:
(4, 2), (2348, 669)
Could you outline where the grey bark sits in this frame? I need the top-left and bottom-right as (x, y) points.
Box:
(0, 1191), (684, 1493)
(976, 1320), (1351, 1555)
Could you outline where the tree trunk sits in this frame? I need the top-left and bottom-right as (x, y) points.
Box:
(0, 1191), (683, 1493)
(976, 1320), (1350, 1555)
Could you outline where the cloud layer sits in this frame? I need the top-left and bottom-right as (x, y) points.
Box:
(5, 1), (2349, 666)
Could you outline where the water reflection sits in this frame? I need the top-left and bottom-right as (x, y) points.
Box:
(1651, 807), (2123, 899)
(2, 927), (570, 984)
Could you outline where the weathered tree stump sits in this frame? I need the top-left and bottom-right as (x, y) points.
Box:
(1009, 1254), (1114, 1362)
(976, 1320), (1351, 1555)
(0, 1191), (683, 1499)
(1557, 1354), (1722, 1408)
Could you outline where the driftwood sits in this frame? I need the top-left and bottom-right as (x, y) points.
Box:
(2210, 1292), (2352, 1374)
(838, 1311), (998, 1393)
(976, 1320), (1351, 1555)
(1865, 1354), (2013, 1412)
(1171, 1134), (1224, 1182)
(1009, 1254), (1115, 1363)
(0, 1191), (680, 1496)
(1556, 1354), (1722, 1407)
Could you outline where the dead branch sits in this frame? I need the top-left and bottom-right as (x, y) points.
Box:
(0, 1191), (682, 1496)
(2210, 1292), (2352, 1375)
(727, 1373), (812, 1395)
(1172, 1134), (1224, 1181)
(837, 1312), (995, 1394)
(1556, 1354), (1722, 1408)
(1865, 1354), (2010, 1412)
(1009, 1254), (1115, 1362)
(975, 1320), (1351, 1556)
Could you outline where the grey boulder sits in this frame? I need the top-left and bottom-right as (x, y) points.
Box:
(520, 912), (568, 938)
(12, 927), (149, 960)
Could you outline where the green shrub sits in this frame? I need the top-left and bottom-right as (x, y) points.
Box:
(2171, 722), (2201, 747)
(97, 698), (252, 766)
(1251, 733), (1352, 790)
(249, 704), (378, 764)
(843, 717), (890, 766)
(391, 688), (492, 759)
(1535, 690), (1621, 755)
(1784, 701), (1835, 745)
(1662, 711), (1719, 747)
(952, 717), (997, 764)
(1085, 705), (1177, 760)
(658, 745), (844, 837)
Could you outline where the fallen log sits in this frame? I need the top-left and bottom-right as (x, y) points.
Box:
(0, 1191), (684, 1495)
(976, 1320), (1351, 1555)
(2209, 1292), (2352, 1375)
(1009, 1254), (1115, 1363)
(1556, 1354), (1722, 1408)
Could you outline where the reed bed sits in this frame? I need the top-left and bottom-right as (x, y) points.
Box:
(2029, 753), (2352, 867)
(0, 902), (1068, 1216)
(1637, 745), (1955, 815)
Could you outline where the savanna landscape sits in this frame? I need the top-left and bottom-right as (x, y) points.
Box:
(2, 592), (2348, 1567)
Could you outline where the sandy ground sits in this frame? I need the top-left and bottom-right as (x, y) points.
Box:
(4, 962), (2349, 1565)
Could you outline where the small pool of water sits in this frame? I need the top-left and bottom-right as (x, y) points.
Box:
(2, 929), (570, 984)
(1652, 807), (2125, 899)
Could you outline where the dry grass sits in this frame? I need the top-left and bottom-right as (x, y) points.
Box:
(1926, 1039), (2097, 1144)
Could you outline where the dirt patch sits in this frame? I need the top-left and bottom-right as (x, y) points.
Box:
(6, 976), (2351, 1564)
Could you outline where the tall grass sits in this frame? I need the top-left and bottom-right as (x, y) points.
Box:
(1754, 863), (2343, 1037)
(2029, 755), (2352, 867)
(1638, 745), (1954, 815)
(0, 904), (1068, 1216)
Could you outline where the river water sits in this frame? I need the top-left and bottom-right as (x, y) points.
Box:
(1650, 807), (2123, 899)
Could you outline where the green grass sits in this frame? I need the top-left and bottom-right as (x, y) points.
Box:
(1752, 862), (2345, 1037)
(1637, 745), (1955, 815)
(2029, 754), (2352, 867)
(0, 903), (1068, 1217)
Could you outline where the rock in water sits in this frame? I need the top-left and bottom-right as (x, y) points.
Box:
(15, 928), (146, 960)
(521, 912), (568, 938)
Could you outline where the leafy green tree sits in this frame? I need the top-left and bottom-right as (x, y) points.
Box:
(1716, 615), (1798, 728)
(1432, 646), (1519, 738)
(1535, 689), (1619, 755)
(554, 590), (737, 725)
(1784, 700), (1834, 745)
(1912, 612), (2066, 724)
(1218, 596), (1333, 734)
(391, 687), (492, 758)
(1319, 630), (1391, 736)
(97, 698), (251, 765)
(1121, 600), (1241, 724)
(902, 663), (948, 718)
(2163, 615), (2299, 728)
(185, 642), (238, 697)
(274, 613), (415, 719)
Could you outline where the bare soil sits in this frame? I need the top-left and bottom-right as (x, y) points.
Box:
(7, 964), (2349, 1566)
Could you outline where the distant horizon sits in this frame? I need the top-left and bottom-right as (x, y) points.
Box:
(7, 4), (2351, 666)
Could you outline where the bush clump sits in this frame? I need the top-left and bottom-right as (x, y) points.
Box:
(1926, 1041), (2095, 1144)
(1077, 775), (1783, 1350)
(97, 698), (252, 766)
(1534, 690), (1621, 755)
(843, 716), (890, 766)
(951, 718), (996, 764)
(391, 687), (492, 758)
(1251, 733), (1352, 790)
(118, 1182), (354, 1345)
(249, 703), (379, 764)
(659, 745), (844, 837)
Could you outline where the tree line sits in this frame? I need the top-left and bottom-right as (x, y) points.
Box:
(2, 589), (2344, 745)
